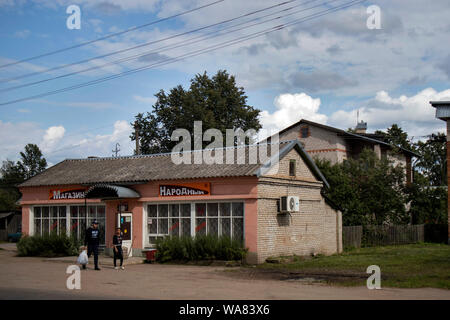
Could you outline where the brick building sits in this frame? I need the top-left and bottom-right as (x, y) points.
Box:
(266, 119), (417, 184)
(19, 140), (342, 264)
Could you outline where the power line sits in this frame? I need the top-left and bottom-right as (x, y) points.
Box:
(0, 0), (366, 107)
(0, 0), (299, 83)
(0, 0), (332, 92)
(0, 0), (226, 69)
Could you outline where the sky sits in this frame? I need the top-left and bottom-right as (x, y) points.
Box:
(0, 0), (450, 166)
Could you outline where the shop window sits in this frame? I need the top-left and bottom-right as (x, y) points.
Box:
(68, 205), (105, 245)
(147, 202), (244, 245)
(33, 206), (67, 238)
(289, 159), (296, 176)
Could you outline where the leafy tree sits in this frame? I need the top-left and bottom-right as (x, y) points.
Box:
(16, 143), (47, 180)
(414, 133), (446, 186)
(406, 172), (447, 224)
(375, 124), (414, 152)
(0, 160), (24, 211)
(131, 70), (261, 154)
(0, 144), (47, 211)
(0, 160), (24, 185)
(316, 148), (408, 226)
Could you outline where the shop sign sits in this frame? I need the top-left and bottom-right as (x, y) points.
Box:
(49, 188), (87, 200)
(159, 182), (210, 197)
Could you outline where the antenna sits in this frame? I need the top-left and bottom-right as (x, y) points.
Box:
(112, 143), (121, 157)
(357, 109), (359, 124)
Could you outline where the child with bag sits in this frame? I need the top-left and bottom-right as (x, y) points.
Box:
(77, 246), (88, 270)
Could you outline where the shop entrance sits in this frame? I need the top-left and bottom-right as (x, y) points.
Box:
(118, 213), (132, 257)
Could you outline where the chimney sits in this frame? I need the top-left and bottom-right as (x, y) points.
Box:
(355, 120), (367, 134)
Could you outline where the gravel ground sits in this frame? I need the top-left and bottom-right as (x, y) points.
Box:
(1, 244), (449, 300)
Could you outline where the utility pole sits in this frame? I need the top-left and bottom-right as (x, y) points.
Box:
(134, 121), (140, 155)
(112, 143), (120, 157)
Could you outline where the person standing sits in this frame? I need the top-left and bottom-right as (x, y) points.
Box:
(113, 227), (124, 270)
(84, 220), (101, 270)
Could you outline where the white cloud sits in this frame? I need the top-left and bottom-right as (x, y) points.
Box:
(0, 120), (44, 162)
(329, 88), (450, 137)
(259, 93), (327, 138)
(0, 120), (134, 165)
(13, 29), (30, 38)
(46, 120), (134, 162)
(133, 95), (156, 105)
(41, 126), (65, 153)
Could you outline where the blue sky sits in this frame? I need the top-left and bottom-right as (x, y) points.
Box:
(1, 0), (450, 165)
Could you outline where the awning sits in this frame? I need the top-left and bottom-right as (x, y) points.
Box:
(0, 212), (14, 219)
(85, 184), (140, 200)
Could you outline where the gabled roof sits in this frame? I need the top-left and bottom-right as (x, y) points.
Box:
(19, 140), (329, 189)
(270, 119), (418, 157)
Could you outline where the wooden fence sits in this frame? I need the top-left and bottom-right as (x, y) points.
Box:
(343, 225), (362, 249)
(343, 224), (425, 249)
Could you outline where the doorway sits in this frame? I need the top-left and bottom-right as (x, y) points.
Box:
(118, 213), (132, 257)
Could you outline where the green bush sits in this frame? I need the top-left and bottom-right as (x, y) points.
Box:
(155, 235), (247, 263)
(17, 233), (81, 257)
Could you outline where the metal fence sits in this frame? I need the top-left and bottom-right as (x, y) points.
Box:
(343, 224), (425, 249)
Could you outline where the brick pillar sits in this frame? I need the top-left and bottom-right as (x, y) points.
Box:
(447, 120), (450, 244)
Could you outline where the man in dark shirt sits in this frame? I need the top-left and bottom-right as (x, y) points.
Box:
(113, 227), (124, 270)
(84, 220), (101, 270)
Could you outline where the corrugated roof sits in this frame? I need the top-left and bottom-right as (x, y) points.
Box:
(19, 140), (328, 188)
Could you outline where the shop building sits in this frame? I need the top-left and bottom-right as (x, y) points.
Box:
(19, 140), (342, 263)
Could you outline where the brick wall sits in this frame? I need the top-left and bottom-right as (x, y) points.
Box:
(255, 147), (343, 263)
(279, 123), (348, 164)
(256, 177), (342, 263)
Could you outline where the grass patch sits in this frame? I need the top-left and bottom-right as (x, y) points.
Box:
(255, 243), (450, 289)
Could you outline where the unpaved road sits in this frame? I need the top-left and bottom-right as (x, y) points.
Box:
(0, 246), (449, 300)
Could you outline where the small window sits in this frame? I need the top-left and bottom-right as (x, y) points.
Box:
(289, 159), (296, 176)
(300, 126), (309, 138)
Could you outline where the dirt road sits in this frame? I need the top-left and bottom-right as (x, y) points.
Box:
(0, 246), (449, 300)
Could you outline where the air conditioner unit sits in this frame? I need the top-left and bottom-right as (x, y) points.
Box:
(279, 196), (299, 213)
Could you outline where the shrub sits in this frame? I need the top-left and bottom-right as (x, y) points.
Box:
(17, 233), (81, 257)
(155, 235), (247, 263)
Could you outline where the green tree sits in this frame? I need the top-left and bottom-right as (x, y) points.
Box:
(0, 144), (47, 211)
(375, 124), (414, 152)
(16, 143), (47, 180)
(316, 148), (408, 226)
(0, 160), (24, 211)
(131, 70), (261, 154)
(413, 133), (446, 186)
(406, 172), (447, 224)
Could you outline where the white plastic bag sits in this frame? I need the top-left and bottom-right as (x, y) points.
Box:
(77, 250), (88, 265)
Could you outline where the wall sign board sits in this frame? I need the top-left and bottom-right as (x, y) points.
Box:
(159, 182), (210, 197)
(49, 188), (87, 200)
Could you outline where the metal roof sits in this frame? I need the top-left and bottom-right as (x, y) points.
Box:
(430, 101), (450, 120)
(86, 184), (140, 200)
